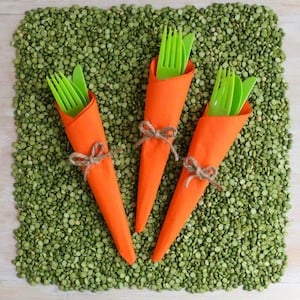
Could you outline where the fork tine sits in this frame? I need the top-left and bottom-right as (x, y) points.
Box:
(223, 76), (229, 106)
(54, 73), (75, 109)
(46, 76), (68, 113)
(59, 71), (85, 109)
(226, 69), (235, 112)
(219, 68), (227, 98)
(224, 69), (233, 110)
(157, 26), (167, 72)
(50, 74), (71, 110)
(57, 73), (82, 110)
(165, 27), (172, 67)
(176, 30), (182, 74)
(170, 30), (177, 68)
(211, 68), (222, 103)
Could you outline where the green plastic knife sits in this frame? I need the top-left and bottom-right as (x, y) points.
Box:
(181, 33), (195, 74)
(72, 64), (89, 104)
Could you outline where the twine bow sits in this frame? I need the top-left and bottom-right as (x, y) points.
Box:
(183, 156), (223, 191)
(135, 120), (179, 161)
(69, 142), (113, 181)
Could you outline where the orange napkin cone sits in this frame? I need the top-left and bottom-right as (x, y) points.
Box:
(135, 57), (195, 233)
(152, 101), (252, 262)
(56, 91), (136, 265)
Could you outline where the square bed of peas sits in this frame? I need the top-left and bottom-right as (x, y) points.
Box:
(12, 3), (291, 292)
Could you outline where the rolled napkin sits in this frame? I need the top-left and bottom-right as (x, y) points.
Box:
(152, 101), (252, 262)
(56, 91), (136, 265)
(135, 57), (195, 233)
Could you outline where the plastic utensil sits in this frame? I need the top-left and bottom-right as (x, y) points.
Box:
(47, 72), (85, 117)
(46, 76), (69, 114)
(72, 64), (89, 104)
(240, 76), (257, 106)
(208, 69), (235, 116)
(176, 31), (183, 75)
(230, 76), (257, 116)
(207, 68), (223, 115)
(70, 80), (87, 106)
(156, 27), (183, 80)
(181, 33), (194, 74)
(207, 68), (228, 116)
(230, 75), (243, 115)
(221, 70), (235, 115)
(58, 72), (84, 109)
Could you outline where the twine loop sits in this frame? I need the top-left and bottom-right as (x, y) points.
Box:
(183, 156), (223, 191)
(135, 120), (179, 161)
(69, 142), (113, 180)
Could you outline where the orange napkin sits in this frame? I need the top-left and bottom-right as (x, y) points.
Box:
(56, 91), (136, 265)
(135, 57), (195, 233)
(152, 101), (252, 262)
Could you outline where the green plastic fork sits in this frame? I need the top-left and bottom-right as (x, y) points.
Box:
(207, 68), (225, 116)
(47, 71), (87, 117)
(207, 68), (235, 116)
(208, 68), (257, 116)
(156, 27), (183, 80)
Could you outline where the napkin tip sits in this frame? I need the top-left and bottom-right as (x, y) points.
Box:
(151, 251), (163, 263)
(124, 255), (136, 265)
(135, 223), (145, 233)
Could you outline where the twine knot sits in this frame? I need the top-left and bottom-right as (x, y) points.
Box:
(135, 120), (179, 161)
(183, 156), (223, 191)
(69, 142), (113, 181)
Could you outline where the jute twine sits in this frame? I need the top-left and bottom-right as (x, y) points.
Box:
(135, 120), (179, 161)
(69, 142), (117, 180)
(183, 156), (223, 191)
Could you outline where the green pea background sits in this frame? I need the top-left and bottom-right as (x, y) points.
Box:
(12, 3), (291, 292)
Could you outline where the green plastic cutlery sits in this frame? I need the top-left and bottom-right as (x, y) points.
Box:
(230, 76), (257, 115)
(156, 27), (194, 80)
(182, 33), (195, 74)
(157, 27), (183, 80)
(230, 75), (243, 115)
(72, 64), (89, 104)
(241, 77), (257, 104)
(70, 80), (88, 106)
(208, 68), (257, 116)
(47, 65), (89, 117)
(218, 70), (235, 115)
(208, 69), (235, 116)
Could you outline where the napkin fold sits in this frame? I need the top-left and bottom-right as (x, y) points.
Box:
(56, 91), (136, 265)
(135, 57), (195, 233)
(152, 101), (252, 262)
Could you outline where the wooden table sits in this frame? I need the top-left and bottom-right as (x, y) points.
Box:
(0, 1), (299, 299)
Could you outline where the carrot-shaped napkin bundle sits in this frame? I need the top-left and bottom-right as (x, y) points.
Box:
(135, 57), (195, 232)
(47, 67), (136, 265)
(135, 28), (195, 233)
(152, 69), (255, 261)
